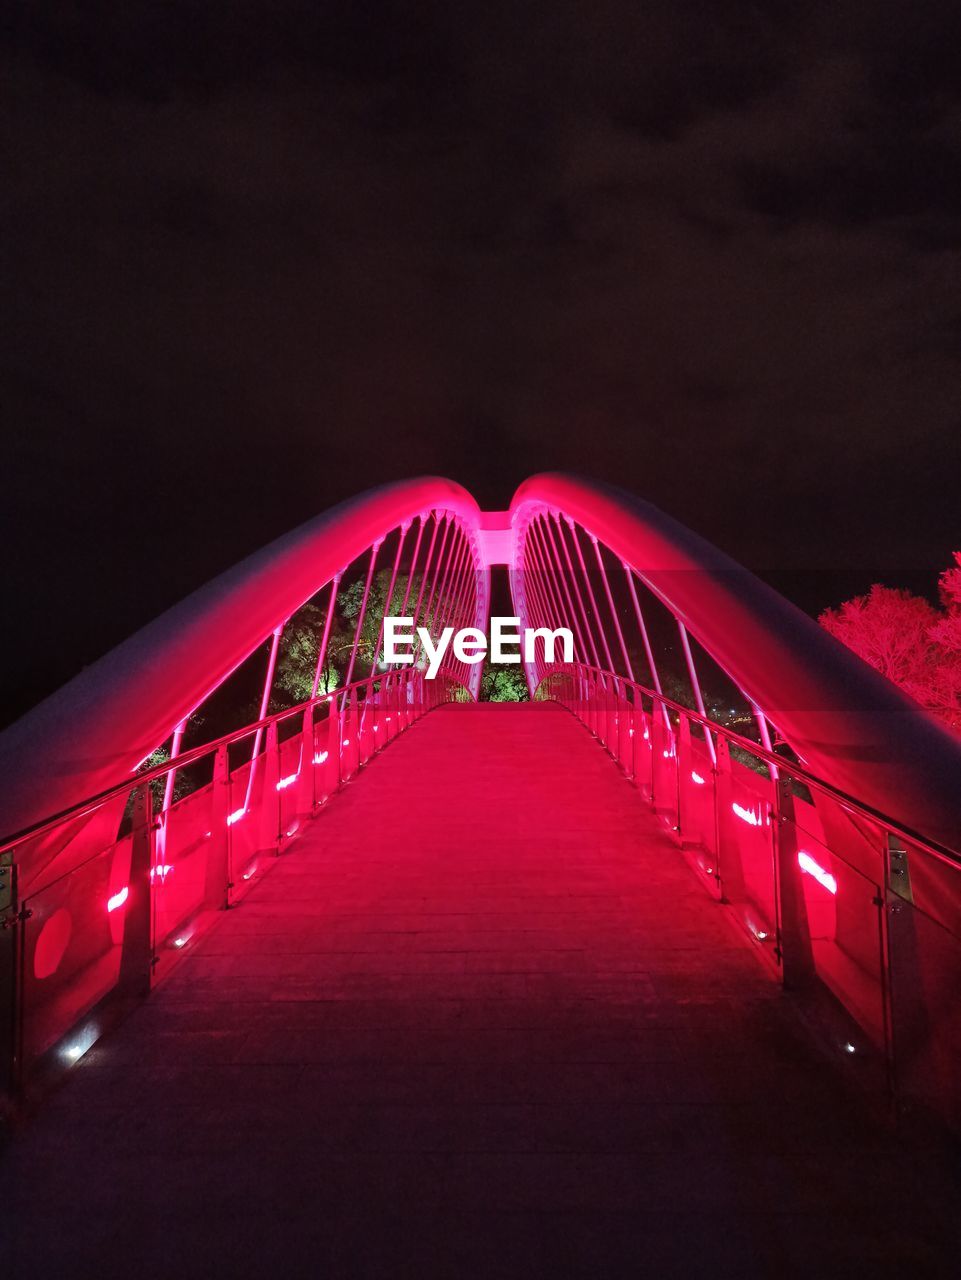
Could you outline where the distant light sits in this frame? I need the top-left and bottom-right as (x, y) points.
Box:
(64, 1043), (85, 1061)
(732, 802), (760, 826)
(843, 1042), (856, 1054)
(312, 751), (329, 765)
(643, 730), (650, 741)
(798, 851), (838, 895)
(172, 936), (188, 949)
(691, 770), (705, 785)
(227, 808), (246, 826)
(705, 866), (714, 875)
(150, 864), (173, 882)
(107, 886), (129, 913)
(276, 773), (298, 791)
(342, 739), (350, 747)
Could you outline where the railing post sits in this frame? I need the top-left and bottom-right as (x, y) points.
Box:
(362, 679), (375, 762)
(0, 848), (19, 1099)
(386, 676), (398, 741)
(342, 689), (358, 778)
(204, 743), (231, 910)
(677, 714), (693, 843)
(259, 721), (281, 852)
(713, 736), (744, 903)
(772, 775), (815, 985)
(118, 783), (154, 998)
(325, 700), (339, 788)
(879, 832), (898, 1105)
(298, 705), (315, 817)
(674, 719), (683, 840)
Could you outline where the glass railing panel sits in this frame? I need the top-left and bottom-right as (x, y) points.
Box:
(781, 819), (886, 1050)
(716, 747), (777, 950)
(651, 709), (679, 832)
(226, 756), (260, 886)
(153, 780), (215, 949)
(20, 834), (131, 1080)
(678, 729), (718, 891)
(631, 698), (654, 801)
(888, 840), (961, 1131)
(277, 728), (304, 841)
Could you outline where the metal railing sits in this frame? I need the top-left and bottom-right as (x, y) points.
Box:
(537, 662), (961, 1134)
(0, 666), (470, 1102)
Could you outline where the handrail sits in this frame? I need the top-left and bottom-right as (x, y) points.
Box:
(536, 662), (961, 872)
(0, 668), (472, 860)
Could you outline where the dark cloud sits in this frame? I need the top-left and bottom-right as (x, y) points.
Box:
(3, 0), (961, 723)
(738, 136), (961, 237)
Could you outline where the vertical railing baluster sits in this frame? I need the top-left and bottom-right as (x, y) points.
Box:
(0, 847), (17, 1097)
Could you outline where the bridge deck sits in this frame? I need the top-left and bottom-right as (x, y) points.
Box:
(3, 702), (960, 1277)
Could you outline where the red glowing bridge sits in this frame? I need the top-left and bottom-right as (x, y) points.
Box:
(2, 475), (961, 1273)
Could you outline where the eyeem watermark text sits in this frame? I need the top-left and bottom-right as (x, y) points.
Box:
(384, 617), (573, 678)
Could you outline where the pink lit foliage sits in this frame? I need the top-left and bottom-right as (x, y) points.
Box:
(819, 554), (961, 735)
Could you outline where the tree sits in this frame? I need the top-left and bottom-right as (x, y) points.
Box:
(819, 566), (961, 734)
(269, 569), (430, 714)
(819, 586), (940, 688)
(480, 663), (529, 702)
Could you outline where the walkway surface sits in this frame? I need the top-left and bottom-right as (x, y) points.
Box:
(3, 702), (961, 1278)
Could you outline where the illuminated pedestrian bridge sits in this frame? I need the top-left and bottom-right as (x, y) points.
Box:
(2, 475), (961, 1274)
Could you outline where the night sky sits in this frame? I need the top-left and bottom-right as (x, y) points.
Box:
(4, 2), (960, 725)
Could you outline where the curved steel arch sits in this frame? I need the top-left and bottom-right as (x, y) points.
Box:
(0, 478), (485, 844)
(509, 473), (961, 849)
(2, 470), (959, 853)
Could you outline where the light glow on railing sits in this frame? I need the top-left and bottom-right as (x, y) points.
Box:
(313, 751), (329, 765)
(106, 886), (129, 913)
(732, 802), (761, 826)
(62, 1028), (98, 1063)
(276, 773), (299, 791)
(798, 850), (838, 895)
(227, 807), (246, 825)
(150, 864), (173, 882)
